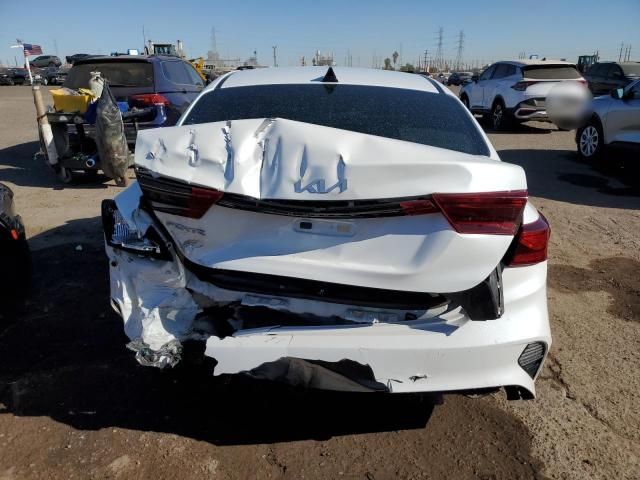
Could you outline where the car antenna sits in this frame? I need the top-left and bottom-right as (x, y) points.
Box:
(322, 67), (338, 83)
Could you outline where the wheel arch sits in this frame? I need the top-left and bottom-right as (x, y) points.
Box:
(583, 113), (606, 144)
(491, 95), (505, 109)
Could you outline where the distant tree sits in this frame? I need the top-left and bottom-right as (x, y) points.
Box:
(384, 58), (392, 70)
(392, 51), (399, 68)
(400, 63), (415, 72)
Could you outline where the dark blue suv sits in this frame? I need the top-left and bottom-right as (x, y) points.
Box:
(63, 55), (204, 145)
(44, 55), (204, 183)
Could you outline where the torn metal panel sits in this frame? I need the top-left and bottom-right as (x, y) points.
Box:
(133, 118), (528, 294)
(113, 181), (151, 234)
(134, 117), (525, 201)
(184, 272), (451, 323)
(243, 357), (388, 392)
(126, 339), (182, 369)
(107, 247), (199, 352)
(204, 313), (541, 395)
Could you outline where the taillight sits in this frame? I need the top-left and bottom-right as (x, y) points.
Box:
(399, 199), (438, 216)
(101, 200), (171, 260)
(432, 191), (528, 235)
(511, 81), (538, 91)
(188, 187), (224, 218)
(130, 93), (170, 106)
(507, 214), (550, 266)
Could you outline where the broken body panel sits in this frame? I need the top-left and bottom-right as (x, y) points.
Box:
(104, 109), (550, 396)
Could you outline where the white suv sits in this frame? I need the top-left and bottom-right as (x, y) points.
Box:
(102, 67), (551, 399)
(460, 60), (585, 130)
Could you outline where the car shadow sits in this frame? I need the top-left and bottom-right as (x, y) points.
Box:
(498, 147), (640, 209)
(0, 140), (114, 189)
(472, 116), (556, 134)
(0, 217), (547, 480)
(0, 218), (437, 445)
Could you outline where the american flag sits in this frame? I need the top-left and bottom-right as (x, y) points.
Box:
(23, 43), (43, 56)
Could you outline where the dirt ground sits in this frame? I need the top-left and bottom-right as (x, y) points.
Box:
(0, 85), (639, 480)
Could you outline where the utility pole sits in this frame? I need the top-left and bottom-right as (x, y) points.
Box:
(455, 30), (464, 71)
(619, 42), (624, 61)
(423, 49), (429, 72)
(435, 27), (444, 71)
(272, 45), (277, 67)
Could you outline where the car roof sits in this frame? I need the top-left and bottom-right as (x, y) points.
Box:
(594, 61), (640, 65)
(497, 59), (576, 67)
(73, 55), (180, 65)
(207, 67), (443, 94)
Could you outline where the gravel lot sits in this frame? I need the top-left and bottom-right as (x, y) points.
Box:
(0, 85), (639, 480)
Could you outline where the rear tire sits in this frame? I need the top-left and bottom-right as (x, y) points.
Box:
(56, 167), (74, 184)
(576, 119), (604, 160)
(490, 100), (510, 131)
(460, 94), (470, 110)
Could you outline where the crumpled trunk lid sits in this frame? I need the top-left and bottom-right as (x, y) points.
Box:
(134, 118), (527, 293)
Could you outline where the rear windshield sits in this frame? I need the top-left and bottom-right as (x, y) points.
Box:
(621, 64), (640, 76)
(522, 65), (581, 79)
(183, 84), (489, 156)
(64, 61), (153, 89)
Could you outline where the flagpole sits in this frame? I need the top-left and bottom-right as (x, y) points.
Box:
(23, 48), (34, 85)
(11, 41), (58, 166)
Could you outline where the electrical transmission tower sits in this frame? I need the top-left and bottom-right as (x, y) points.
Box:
(272, 45), (278, 67)
(435, 27), (444, 71)
(455, 30), (464, 70)
(211, 27), (218, 55)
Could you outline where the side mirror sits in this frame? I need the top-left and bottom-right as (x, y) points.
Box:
(471, 75), (479, 83)
(611, 88), (624, 100)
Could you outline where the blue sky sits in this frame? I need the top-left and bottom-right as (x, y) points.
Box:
(1, 0), (638, 67)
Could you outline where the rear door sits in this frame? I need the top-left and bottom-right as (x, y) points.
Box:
(605, 80), (640, 144)
(470, 64), (496, 110)
(489, 63), (517, 105)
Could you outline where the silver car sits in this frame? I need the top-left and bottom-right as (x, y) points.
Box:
(577, 78), (640, 159)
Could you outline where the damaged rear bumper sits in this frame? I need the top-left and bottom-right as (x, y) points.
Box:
(205, 301), (547, 396)
(107, 238), (550, 396)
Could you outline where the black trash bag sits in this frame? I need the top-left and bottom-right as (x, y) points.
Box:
(95, 84), (130, 186)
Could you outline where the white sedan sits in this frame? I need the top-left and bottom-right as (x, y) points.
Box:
(102, 67), (551, 399)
